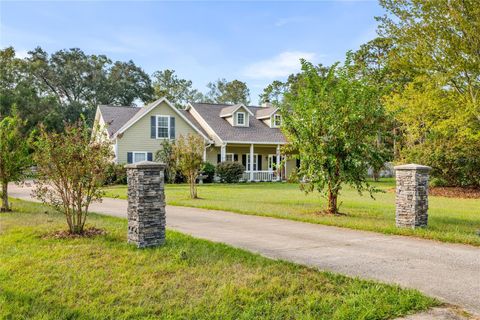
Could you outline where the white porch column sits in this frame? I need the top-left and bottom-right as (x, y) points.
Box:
(203, 145), (207, 162)
(249, 144), (254, 182)
(220, 144), (226, 162)
(276, 145), (281, 181)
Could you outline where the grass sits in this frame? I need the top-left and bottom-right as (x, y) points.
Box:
(103, 179), (480, 246)
(0, 199), (438, 319)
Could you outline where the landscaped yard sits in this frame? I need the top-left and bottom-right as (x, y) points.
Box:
(0, 199), (437, 319)
(103, 179), (480, 246)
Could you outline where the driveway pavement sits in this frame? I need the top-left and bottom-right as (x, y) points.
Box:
(8, 183), (480, 315)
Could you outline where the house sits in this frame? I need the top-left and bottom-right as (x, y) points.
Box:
(94, 97), (296, 182)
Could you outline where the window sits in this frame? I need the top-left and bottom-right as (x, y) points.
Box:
(273, 114), (282, 127)
(157, 115), (169, 138)
(133, 152), (147, 163)
(225, 153), (234, 162)
(246, 154), (258, 171)
(236, 112), (245, 126)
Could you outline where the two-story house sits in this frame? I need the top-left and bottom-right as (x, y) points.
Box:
(94, 97), (296, 182)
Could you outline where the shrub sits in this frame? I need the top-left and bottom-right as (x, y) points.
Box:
(216, 162), (245, 183)
(201, 162), (215, 183)
(103, 163), (127, 185)
(32, 120), (113, 234)
(172, 134), (204, 199)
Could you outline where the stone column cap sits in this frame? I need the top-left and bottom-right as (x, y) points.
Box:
(125, 161), (166, 169)
(394, 163), (432, 171)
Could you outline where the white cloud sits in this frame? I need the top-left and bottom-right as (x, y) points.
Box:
(243, 51), (317, 79)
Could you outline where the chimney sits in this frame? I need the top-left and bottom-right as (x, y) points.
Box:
(261, 100), (272, 108)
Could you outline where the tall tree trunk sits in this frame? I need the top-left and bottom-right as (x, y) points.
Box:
(327, 188), (338, 214)
(1, 181), (10, 212)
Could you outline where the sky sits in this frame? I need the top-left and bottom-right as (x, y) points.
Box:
(0, 0), (385, 104)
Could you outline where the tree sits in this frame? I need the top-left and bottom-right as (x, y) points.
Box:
(171, 134), (204, 199)
(0, 47), (62, 134)
(377, 0), (480, 187)
(206, 79), (250, 105)
(152, 69), (204, 108)
(0, 115), (31, 211)
(32, 120), (113, 234)
(155, 139), (178, 183)
(27, 47), (153, 125)
(281, 59), (387, 214)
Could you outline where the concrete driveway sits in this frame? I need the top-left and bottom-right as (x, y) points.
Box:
(8, 183), (480, 315)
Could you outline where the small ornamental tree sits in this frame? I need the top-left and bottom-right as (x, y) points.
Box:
(281, 58), (387, 214)
(32, 120), (113, 234)
(172, 134), (204, 199)
(0, 115), (31, 211)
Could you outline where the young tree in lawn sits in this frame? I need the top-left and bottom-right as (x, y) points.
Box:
(172, 134), (204, 199)
(280, 58), (387, 214)
(32, 120), (113, 234)
(0, 115), (31, 211)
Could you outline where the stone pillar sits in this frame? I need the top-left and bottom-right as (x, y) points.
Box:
(125, 161), (166, 248)
(394, 163), (432, 228)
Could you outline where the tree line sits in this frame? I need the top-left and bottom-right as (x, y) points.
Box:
(1, 47), (251, 134)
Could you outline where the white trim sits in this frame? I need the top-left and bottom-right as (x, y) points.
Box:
(256, 107), (280, 120)
(220, 104), (254, 118)
(272, 114), (282, 128)
(223, 140), (287, 145)
(235, 112), (246, 126)
(113, 97), (211, 142)
(186, 103), (223, 144)
(155, 115), (170, 139)
(225, 153), (235, 162)
(132, 151), (148, 163)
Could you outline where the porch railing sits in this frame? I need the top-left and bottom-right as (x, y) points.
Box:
(242, 170), (279, 182)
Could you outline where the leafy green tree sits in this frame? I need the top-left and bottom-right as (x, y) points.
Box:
(0, 47), (62, 134)
(27, 47), (153, 124)
(32, 120), (113, 234)
(281, 59), (387, 214)
(171, 134), (204, 199)
(206, 79), (250, 105)
(378, 0), (480, 186)
(155, 139), (178, 183)
(0, 115), (31, 211)
(152, 69), (204, 107)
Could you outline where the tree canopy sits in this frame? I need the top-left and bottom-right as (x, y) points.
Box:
(206, 79), (250, 105)
(281, 59), (387, 214)
(152, 69), (204, 108)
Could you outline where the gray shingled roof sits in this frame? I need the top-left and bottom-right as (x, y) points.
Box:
(178, 109), (210, 138)
(255, 106), (278, 119)
(190, 103), (287, 144)
(99, 105), (141, 137)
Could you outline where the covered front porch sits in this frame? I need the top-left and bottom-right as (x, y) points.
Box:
(205, 143), (294, 182)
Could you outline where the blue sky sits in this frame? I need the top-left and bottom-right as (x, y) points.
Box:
(1, 1), (384, 104)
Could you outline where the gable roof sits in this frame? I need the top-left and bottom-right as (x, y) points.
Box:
(255, 106), (279, 119)
(189, 103), (287, 144)
(98, 105), (141, 137)
(219, 104), (254, 118)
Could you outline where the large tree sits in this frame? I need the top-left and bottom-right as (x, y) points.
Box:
(281, 59), (387, 214)
(206, 79), (250, 105)
(0, 115), (31, 211)
(378, 0), (480, 187)
(0, 47), (62, 134)
(152, 69), (204, 108)
(27, 47), (153, 124)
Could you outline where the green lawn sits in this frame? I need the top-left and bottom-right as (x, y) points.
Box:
(0, 199), (437, 319)
(104, 179), (480, 246)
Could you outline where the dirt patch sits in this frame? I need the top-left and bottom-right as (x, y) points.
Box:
(42, 227), (106, 239)
(387, 187), (480, 199)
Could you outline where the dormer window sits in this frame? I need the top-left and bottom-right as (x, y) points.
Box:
(273, 114), (282, 127)
(236, 112), (246, 126)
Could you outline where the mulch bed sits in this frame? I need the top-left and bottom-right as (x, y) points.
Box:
(387, 187), (480, 199)
(429, 187), (480, 199)
(42, 227), (106, 239)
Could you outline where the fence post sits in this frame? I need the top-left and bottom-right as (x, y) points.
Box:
(125, 161), (166, 248)
(394, 163), (432, 228)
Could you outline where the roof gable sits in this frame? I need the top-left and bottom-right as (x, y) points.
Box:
(219, 104), (254, 118)
(98, 105), (141, 137)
